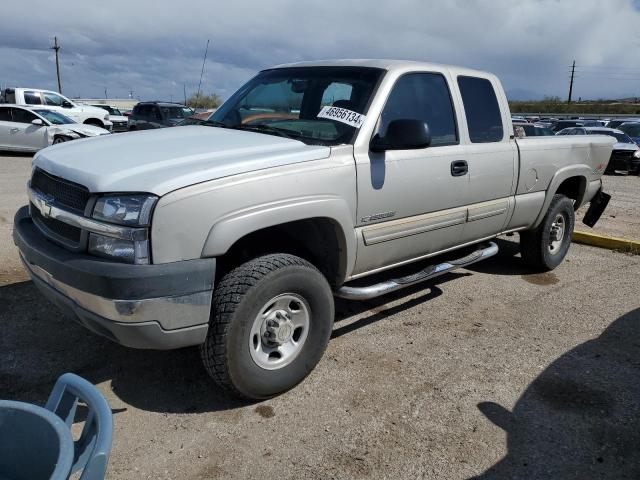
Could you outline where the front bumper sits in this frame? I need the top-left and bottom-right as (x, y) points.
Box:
(110, 121), (128, 132)
(14, 206), (215, 350)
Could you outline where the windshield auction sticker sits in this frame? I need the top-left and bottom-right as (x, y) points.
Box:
(317, 106), (366, 128)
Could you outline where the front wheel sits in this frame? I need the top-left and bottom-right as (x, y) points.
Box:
(53, 135), (71, 145)
(520, 194), (575, 271)
(200, 254), (334, 400)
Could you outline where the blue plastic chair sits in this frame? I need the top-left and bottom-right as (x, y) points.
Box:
(0, 373), (113, 480)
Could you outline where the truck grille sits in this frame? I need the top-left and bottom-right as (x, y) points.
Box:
(31, 203), (82, 244)
(31, 168), (91, 213)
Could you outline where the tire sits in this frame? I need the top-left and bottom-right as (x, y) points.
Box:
(53, 135), (71, 144)
(83, 119), (104, 128)
(200, 253), (334, 400)
(520, 194), (575, 272)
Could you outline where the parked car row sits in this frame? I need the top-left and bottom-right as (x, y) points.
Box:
(511, 114), (640, 174)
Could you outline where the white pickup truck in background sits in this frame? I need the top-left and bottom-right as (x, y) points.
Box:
(14, 60), (614, 399)
(2, 88), (112, 130)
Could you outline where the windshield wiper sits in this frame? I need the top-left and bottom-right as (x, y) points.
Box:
(204, 119), (228, 127)
(230, 123), (303, 140)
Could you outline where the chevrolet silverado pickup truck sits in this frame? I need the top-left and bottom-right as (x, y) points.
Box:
(14, 60), (613, 399)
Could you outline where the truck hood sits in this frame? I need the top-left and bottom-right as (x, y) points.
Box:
(33, 126), (331, 196)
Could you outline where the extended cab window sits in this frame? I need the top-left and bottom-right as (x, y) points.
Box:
(23, 91), (42, 105)
(379, 73), (458, 147)
(457, 76), (503, 143)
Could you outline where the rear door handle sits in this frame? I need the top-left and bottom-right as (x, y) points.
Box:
(10, 128), (21, 134)
(451, 160), (468, 176)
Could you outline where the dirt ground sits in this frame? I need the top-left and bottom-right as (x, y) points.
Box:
(1, 154), (639, 479)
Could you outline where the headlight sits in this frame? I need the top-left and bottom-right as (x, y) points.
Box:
(89, 194), (157, 264)
(633, 150), (640, 158)
(92, 195), (157, 226)
(104, 113), (110, 121)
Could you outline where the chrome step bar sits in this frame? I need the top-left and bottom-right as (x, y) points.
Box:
(334, 242), (499, 301)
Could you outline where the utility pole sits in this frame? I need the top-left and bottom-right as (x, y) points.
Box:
(183, 83), (187, 105)
(51, 37), (62, 93)
(568, 60), (575, 104)
(104, 88), (108, 99)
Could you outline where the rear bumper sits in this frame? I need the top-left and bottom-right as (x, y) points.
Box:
(13, 206), (215, 349)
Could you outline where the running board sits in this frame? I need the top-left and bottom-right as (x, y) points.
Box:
(334, 242), (499, 300)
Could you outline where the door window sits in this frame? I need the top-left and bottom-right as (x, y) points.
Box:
(42, 92), (67, 106)
(0, 107), (11, 121)
(23, 91), (42, 105)
(11, 108), (38, 124)
(379, 73), (458, 147)
(457, 76), (504, 143)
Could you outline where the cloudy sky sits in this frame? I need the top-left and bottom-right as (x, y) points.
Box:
(2, 0), (640, 102)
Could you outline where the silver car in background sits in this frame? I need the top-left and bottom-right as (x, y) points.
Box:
(0, 105), (110, 152)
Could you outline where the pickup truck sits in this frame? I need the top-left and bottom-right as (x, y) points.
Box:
(13, 60), (613, 399)
(2, 88), (113, 130)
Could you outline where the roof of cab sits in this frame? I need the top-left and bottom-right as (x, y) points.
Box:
(270, 59), (493, 77)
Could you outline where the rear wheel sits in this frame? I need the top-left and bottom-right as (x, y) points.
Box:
(520, 194), (575, 271)
(200, 253), (334, 400)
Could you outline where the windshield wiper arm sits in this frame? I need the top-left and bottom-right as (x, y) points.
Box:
(203, 119), (228, 127)
(231, 123), (303, 140)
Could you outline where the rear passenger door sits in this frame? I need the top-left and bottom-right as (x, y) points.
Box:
(456, 75), (517, 244)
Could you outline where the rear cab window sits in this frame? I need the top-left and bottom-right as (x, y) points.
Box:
(457, 76), (503, 143)
(23, 91), (43, 105)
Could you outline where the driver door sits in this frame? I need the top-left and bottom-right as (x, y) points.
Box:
(8, 108), (49, 150)
(42, 91), (80, 122)
(353, 71), (469, 275)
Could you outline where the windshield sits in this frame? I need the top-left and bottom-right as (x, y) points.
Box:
(33, 109), (75, 125)
(162, 106), (193, 119)
(588, 130), (634, 143)
(619, 123), (640, 137)
(209, 66), (384, 145)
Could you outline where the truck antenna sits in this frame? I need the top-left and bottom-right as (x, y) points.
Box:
(195, 39), (210, 109)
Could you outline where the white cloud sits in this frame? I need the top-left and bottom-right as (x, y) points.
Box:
(1, 0), (639, 100)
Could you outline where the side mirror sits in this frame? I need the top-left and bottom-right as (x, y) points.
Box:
(370, 119), (432, 152)
(31, 119), (44, 126)
(62, 100), (73, 108)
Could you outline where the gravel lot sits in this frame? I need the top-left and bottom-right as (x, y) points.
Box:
(1, 154), (639, 479)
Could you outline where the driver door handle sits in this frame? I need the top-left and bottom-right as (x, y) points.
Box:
(451, 160), (468, 176)
(10, 128), (21, 134)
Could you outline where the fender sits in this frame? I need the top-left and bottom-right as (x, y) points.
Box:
(532, 165), (589, 228)
(201, 195), (357, 279)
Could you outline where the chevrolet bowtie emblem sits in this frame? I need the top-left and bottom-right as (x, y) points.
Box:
(41, 202), (52, 218)
(36, 194), (54, 218)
